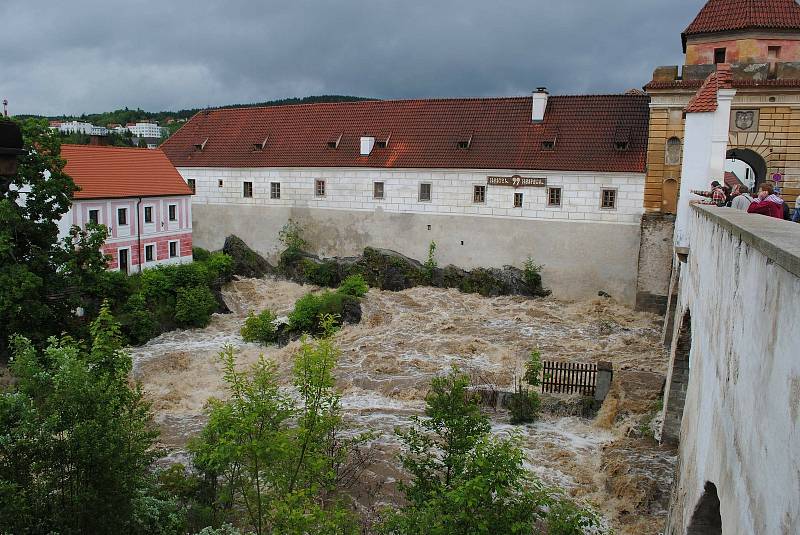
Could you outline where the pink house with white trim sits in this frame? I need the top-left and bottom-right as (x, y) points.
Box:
(59, 144), (194, 273)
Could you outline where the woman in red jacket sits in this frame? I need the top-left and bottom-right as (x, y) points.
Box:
(747, 183), (785, 219)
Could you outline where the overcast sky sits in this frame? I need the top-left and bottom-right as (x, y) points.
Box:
(1, 0), (705, 116)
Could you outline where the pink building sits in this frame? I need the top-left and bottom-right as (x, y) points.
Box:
(60, 145), (194, 274)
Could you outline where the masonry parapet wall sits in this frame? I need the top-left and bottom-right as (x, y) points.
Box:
(662, 205), (800, 534)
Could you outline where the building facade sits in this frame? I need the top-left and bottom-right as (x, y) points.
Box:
(162, 93), (651, 304)
(59, 145), (194, 273)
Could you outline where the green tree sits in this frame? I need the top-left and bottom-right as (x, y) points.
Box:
(379, 368), (600, 535)
(0, 303), (180, 534)
(189, 319), (365, 535)
(0, 118), (109, 358)
(240, 309), (278, 344)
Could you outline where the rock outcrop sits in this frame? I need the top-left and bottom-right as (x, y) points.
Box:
(278, 246), (551, 297)
(223, 235), (275, 278)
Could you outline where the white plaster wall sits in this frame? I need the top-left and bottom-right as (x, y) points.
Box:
(178, 166), (645, 224)
(666, 208), (800, 534)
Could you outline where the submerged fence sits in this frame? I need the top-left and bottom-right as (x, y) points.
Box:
(540, 361), (598, 396)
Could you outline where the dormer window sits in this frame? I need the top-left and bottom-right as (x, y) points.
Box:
(541, 140), (555, 151)
(194, 138), (208, 151)
(327, 133), (342, 149)
(614, 141), (629, 151)
(252, 136), (268, 151)
(540, 127), (558, 151)
(613, 127), (630, 152)
(456, 132), (473, 150)
(375, 133), (391, 149)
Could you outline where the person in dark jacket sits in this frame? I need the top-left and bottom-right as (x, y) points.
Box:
(747, 183), (785, 219)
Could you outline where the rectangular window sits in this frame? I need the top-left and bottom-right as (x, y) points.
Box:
(601, 188), (617, 209)
(88, 209), (99, 225)
(144, 206), (153, 224)
(243, 181), (253, 198)
(768, 46), (780, 60)
(168, 204), (177, 221)
(145, 244), (155, 263)
(270, 182), (281, 199)
(714, 47), (726, 64)
(513, 192), (523, 208)
(473, 185), (486, 203)
(547, 187), (562, 207)
(373, 181), (384, 199)
(117, 207), (127, 226)
(419, 183), (432, 202)
(187, 179), (196, 194)
(315, 179), (326, 197)
(218, 179), (223, 188)
(169, 241), (178, 258)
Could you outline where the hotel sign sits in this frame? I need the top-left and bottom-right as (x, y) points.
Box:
(487, 175), (546, 188)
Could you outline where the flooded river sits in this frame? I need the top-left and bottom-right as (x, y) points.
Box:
(131, 277), (676, 534)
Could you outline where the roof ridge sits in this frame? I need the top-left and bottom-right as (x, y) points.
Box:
(61, 143), (156, 151)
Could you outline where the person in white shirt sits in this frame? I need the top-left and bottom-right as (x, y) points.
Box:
(730, 184), (754, 211)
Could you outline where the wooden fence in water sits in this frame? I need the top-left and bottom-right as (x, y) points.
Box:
(540, 361), (597, 396)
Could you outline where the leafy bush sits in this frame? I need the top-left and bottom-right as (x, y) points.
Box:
(278, 219), (307, 252)
(524, 349), (544, 388)
(170, 262), (211, 289)
(121, 292), (158, 345)
(192, 247), (211, 262)
(523, 257), (544, 293)
(175, 286), (218, 328)
(423, 240), (438, 283)
(139, 267), (174, 301)
(240, 309), (278, 345)
(287, 291), (359, 334)
(337, 274), (369, 297)
(205, 252), (234, 284)
(508, 385), (541, 425)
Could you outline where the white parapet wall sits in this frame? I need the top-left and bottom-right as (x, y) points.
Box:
(663, 205), (800, 534)
(179, 166), (646, 304)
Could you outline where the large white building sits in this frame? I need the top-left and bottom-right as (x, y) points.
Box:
(161, 92), (650, 303)
(127, 121), (166, 138)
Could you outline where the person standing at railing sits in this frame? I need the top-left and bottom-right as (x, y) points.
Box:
(747, 182), (785, 219)
(691, 180), (727, 207)
(730, 185), (754, 211)
(792, 194), (800, 223)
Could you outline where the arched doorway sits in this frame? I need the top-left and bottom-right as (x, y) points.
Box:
(726, 148), (767, 191)
(687, 481), (722, 534)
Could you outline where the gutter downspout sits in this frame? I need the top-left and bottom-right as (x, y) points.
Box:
(136, 197), (143, 273)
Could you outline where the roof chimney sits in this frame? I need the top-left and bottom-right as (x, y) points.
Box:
(360, 135), (375, 156)
(532, 87), (548, 122)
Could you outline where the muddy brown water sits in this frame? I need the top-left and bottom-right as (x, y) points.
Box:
(131, 277), (676, 534)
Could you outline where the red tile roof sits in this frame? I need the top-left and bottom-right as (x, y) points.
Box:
(685, 65), (732, 113)
(62, 145), (192, 200)
(644, 73), (793, 91)
(724, 171), (745, 187)
(160, 96), (650, 174)
(683, 0), (800, 42)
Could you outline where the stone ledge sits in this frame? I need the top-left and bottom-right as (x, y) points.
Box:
(692, 205), (800, 278)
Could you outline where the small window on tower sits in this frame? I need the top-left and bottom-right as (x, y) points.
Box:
(714, 48), (727, 64)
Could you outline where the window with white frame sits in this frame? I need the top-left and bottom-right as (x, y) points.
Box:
(168, 204), (177, 221)
(473, 185), (486, 203)
(270, 182), (281, 199)
(373, 181), (384, 199)
(513, 192), (523, 208)
(601, 188), (617, 209)
(315, 179), (326, 197)
(169, 241), (179, 258)
(88, 209), (99, 225)
(117, 207), (128, 226)
(145, 244), (155, 263)
(144, 206), (153, 224)
(547, 187), (562, 207)
(419, 183), (431, 202)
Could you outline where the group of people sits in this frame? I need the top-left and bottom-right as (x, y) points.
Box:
(691, 180), (800, 222)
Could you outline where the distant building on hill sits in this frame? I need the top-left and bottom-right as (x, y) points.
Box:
(58, 144), (194, 273)
(127, 121), (166, 138)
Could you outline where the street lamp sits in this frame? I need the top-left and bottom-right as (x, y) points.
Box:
(0, 120), (25, 177)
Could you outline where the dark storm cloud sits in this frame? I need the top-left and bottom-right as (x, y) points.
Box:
(0, 0), (703, 116)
